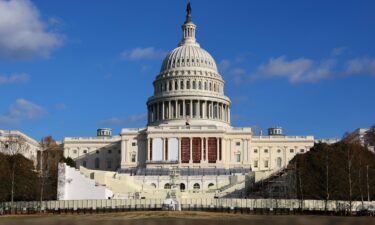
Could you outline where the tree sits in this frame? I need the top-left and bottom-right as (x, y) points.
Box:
(37, 136), (64, 201)
(365, 125), (375, 147)
(0, 134), (30, 208)
(63, 156), (76, 168)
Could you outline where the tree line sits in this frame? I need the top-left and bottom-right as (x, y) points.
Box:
(293, 125), (375, 211)
(0, 135), (73, 203)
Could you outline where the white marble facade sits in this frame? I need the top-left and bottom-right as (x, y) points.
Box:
(63, 5), (315, 178)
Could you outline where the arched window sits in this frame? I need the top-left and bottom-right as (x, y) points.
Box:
(208, 183), (215, 189)
(180, 80), (184, 90)
(192, 80), (196, 89)
(204, 82), (207, 90)
(198, 81), (202, 89)
(180, 183), (186, 191)
(169, 81), (172, 91)
(95, 158), (100, 169)
(187, 80), (190, 89)
(175, 81), (178, 90)
(193, 183), (200, 190)
(164, 183), (171, 189)
(277, 157), (282, 167)
(151, 183), (157, 189)
(209, 83), (212, 91)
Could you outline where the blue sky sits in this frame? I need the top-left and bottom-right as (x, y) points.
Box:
(0, 0), (374, 141)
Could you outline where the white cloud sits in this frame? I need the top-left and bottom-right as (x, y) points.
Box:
(0, 73), (29, 85)
(0, 98), (47, 124)
(100, 113), (147, 125)
(249, 56), (336, 83)
(345, 57), (375, 76)
(0, 0), (62, 59)
(121, 47), (166, 60)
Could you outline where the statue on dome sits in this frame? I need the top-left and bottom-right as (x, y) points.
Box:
(186, 2), (192, 16)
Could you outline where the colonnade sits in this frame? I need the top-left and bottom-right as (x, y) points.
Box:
(147, 137), (223, 164)
(148, 99), (230, 124)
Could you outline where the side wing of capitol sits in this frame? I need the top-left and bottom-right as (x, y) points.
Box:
(60, 4), (314, 200)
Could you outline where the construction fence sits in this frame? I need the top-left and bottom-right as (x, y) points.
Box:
(1, 198), (375, 215)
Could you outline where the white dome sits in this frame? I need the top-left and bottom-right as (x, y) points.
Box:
(160, 45), (218, 73)
(146, 4), (231, 127)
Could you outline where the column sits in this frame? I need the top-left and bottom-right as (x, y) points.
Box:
(221, 104), (224, 121)
(228, 107), (231, 123)
(220, 138), (224, 162)
(162, 101), (165, 120)
(183, 99), (186, 118)
(156, 103), (159, 121)
(202, 101), (206, 119)
(168, 101), (171, 119)
(147, 138), (150, 161)
(197, 100), (200, 118)
(162, 138), (165, 161)
(152, 104), (156, 122)
(176, 100), (179, 118)
(208, 102), (210, 118)
(121, 140), (127, 167)
(178, 138), (182, 162)
(190, 99), (192, 117)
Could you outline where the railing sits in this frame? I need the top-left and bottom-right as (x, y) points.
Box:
(252, 136), (314, 140)
(64, 136), (121, 141)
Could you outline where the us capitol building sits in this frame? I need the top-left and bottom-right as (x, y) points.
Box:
(60, 4), (314, 200)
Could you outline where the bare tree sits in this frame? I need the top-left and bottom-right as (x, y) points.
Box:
(347, 145), (353, 214)
(367, 165), (370, 202)
(38, 138), (48, 211)
(325, 145), (330, 213)
(358, 157), (364, 209)
(0, 133), (30, 209)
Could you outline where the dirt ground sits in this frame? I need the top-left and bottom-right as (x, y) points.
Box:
(0, 211), (374, 225)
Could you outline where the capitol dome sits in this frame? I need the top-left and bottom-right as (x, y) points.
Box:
(147, 3), (231, 127)
(160, 45), (218, 73)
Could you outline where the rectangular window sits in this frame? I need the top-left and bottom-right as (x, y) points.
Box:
(107, 159), (112, 169)
(236, 154), (241, 162)
(290, 149), (294, 153)
(254, 160), (258, 168)
(131, 154), (136, 162)
(132, 142), (137, 146)
(264, 160), (269, 168)
(108, 149), (112, 154)
(300, 149), (305, 153)
(264, 149), (268, 153)
(236, 142), (241, 146)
